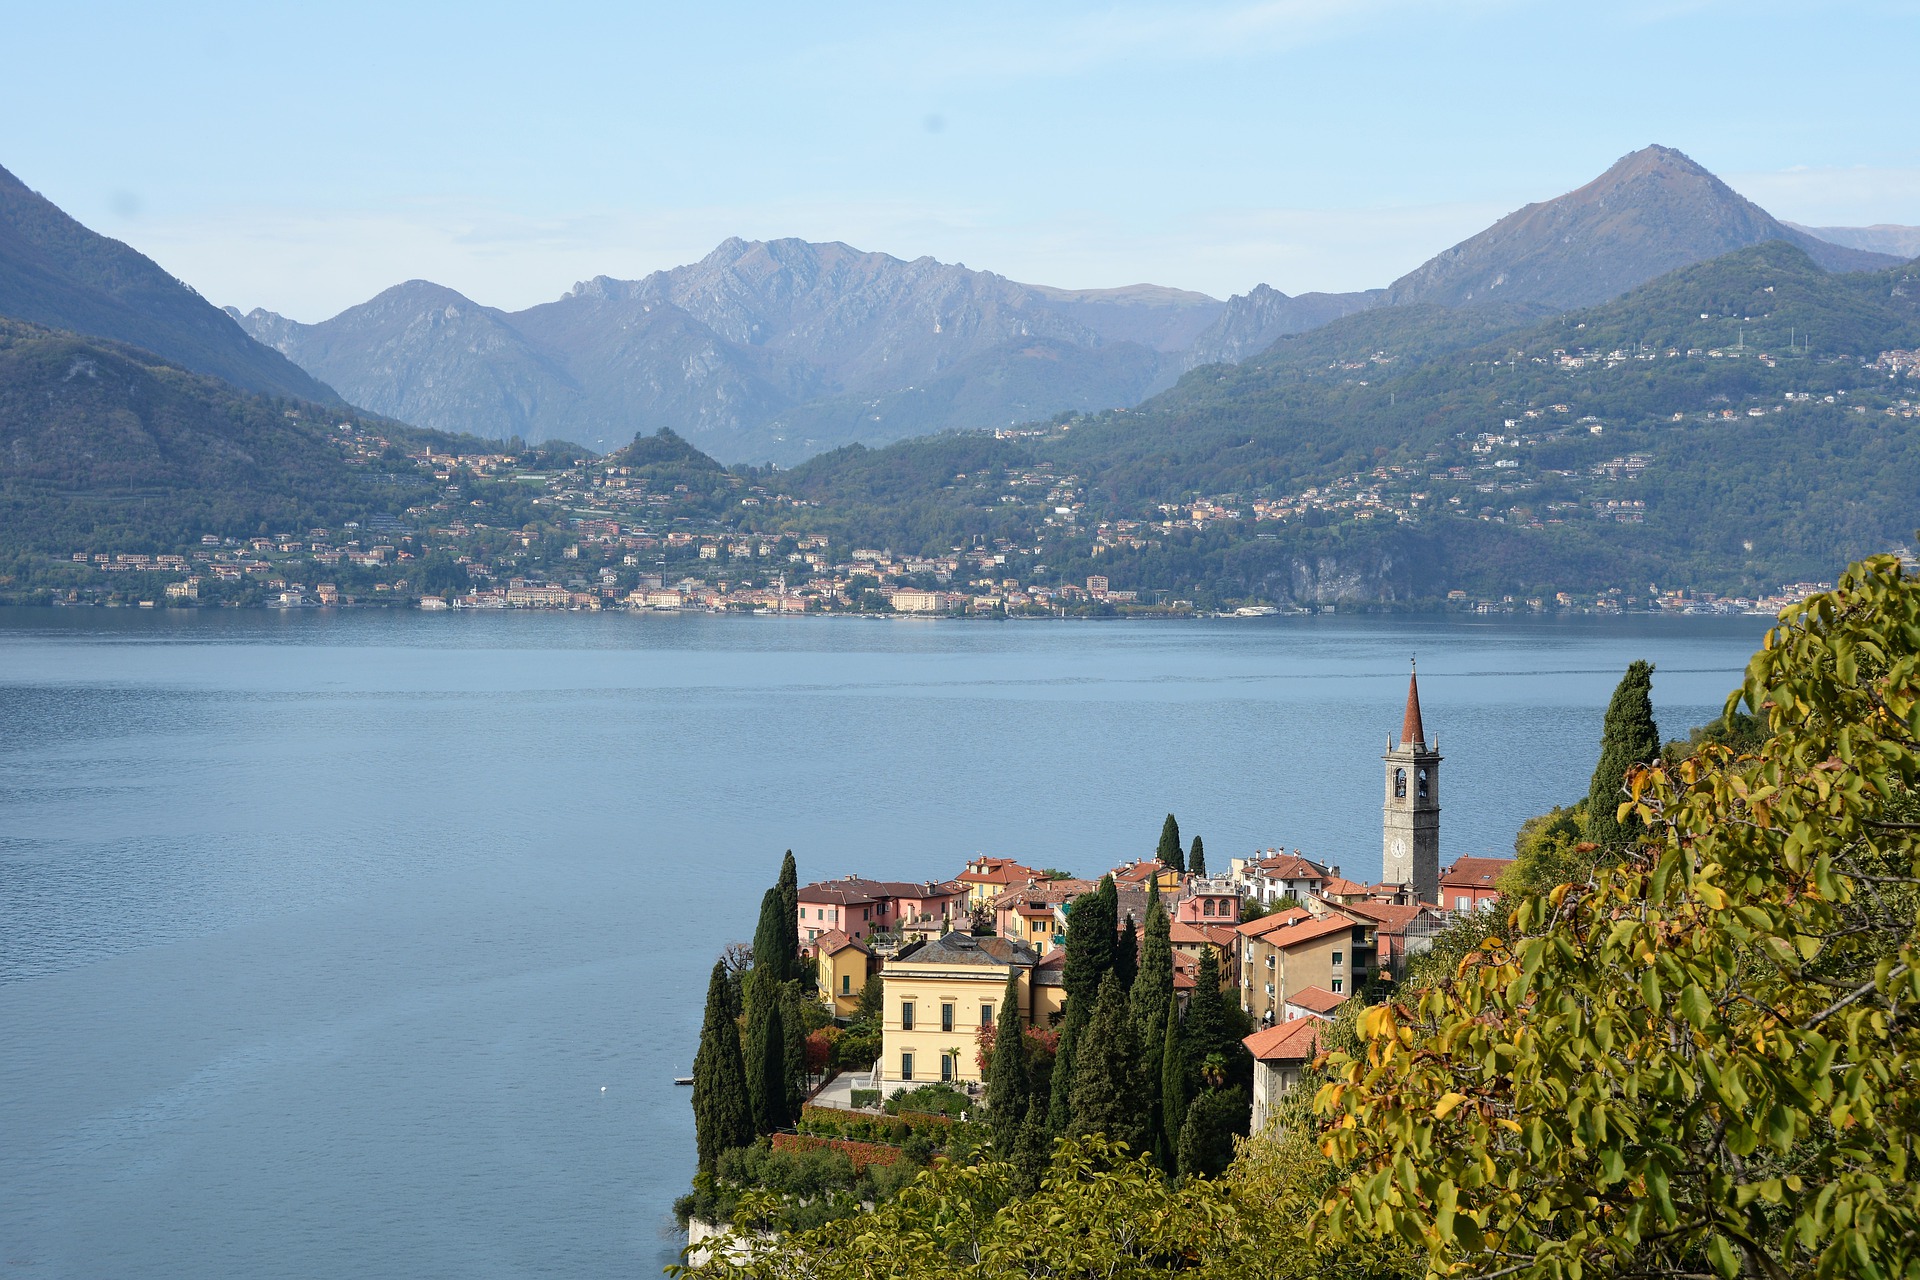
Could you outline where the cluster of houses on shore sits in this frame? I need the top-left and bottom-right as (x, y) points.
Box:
(797, 670), (1513, 1130)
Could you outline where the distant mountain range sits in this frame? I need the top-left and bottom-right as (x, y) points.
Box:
(0, 145), (1910, 477)
(0, 164), (340, 404)
(223, 145), (1905, 463)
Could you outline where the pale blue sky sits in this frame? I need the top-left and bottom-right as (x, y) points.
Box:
(4, 0), (1915, 320)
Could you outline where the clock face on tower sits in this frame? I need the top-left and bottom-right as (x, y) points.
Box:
(1390, 837), (1406, 861)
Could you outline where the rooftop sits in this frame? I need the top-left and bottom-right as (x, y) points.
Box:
(894, 931), (1040, 968)
(1244, 1017), (1325, 1063)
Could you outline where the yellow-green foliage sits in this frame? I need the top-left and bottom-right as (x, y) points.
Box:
(677, 556), (1920, 1280)
(1319, 554), (1920, 1279)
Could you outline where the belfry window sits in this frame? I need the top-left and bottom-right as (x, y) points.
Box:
(1394, 768), (1407, 798)
(1417, 767), (1430, 800)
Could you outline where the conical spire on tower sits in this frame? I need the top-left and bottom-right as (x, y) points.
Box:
(1399, 660), (1425, 749)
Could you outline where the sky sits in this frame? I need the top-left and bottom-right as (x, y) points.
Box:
(3, 0), (1916, 322)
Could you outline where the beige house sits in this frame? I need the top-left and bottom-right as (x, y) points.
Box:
(1236, 908), (1376, 1025)
(1245, 1017), (1326, 1132)
(879, 932), (1041, 1092)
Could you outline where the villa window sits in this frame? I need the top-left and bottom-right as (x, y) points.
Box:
(901, 1002), (915, 1031)
(940, 1054), (954, 1082)
(941, 1003), (955, 1033)
(1202, 899), (1215, 916)
(1331, 978), (1344, 993)
(902, 1052), (914, 1080)
(981, 1002), (994, 1027)
(841, 974), (851, 995)
(1333, 951), (1344, 967)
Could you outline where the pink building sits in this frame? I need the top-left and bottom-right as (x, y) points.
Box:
(797, 876), (967, 945)
(1174, 877), (1242, 925)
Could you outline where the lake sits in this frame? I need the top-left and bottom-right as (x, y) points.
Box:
(0, 606), (1771, 1277)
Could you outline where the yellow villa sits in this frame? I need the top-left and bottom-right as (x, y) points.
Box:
(810, 930), (873, 1018)
(878, 932), (1043, 1092)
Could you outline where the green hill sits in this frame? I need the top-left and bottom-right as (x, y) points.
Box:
(0, 163), (342, 404)
(752, 243), (1920, 602)
(0, 318), (441, 574)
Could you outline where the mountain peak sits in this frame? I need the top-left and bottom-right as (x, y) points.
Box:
(1385, 145), (1898, 310)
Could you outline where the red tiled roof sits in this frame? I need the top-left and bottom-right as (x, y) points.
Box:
(1285, 985), (1346, 1015)
(1400, 668), (1426, 748)
(1235, 907), (1315, 939)
(1170, 921), (1239, 949)
(1244, 914), (1358, 951)
(1335, 901), (1430, 934)
(798, 877), (964, 905)
(1441, 856), (1514, 889)
(812, 929), (867, 957)
(1321, 876), (1368, 896)
(1254, 853), (1330, 879)
(1244, 1017), (1323, 1062)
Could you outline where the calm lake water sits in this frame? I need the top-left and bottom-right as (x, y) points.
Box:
(0, 606), (1770, 1277)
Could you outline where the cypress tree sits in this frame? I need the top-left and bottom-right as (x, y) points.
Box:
(1185, 947), (1227, 1085)
(1130, 894), (1174, 1163)
(692, 960), (754, 1173)
(1067, 972), (1144, 1151)
(750, 885), (791, 994)
(1188, 835), (1206, 878)
(1047, 1002), (1085, 1134)
(987, 970), (1029, 1153)
(1585, 660), (1662, 847)
(1176, 1088), (1245, 1179)
(1011, 1096), (1053, 1195)
(1159, 990), (1186, 1171)
(1157, 813), (1184, 871)
(1060, 884), (1116, 1005)
(777, 850), (800, 970)
(780, 979), (808, 1118)
(1114, 914), (1138, 992)
(749, 991), (788, 1134)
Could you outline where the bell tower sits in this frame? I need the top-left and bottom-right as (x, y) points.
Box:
(1382, 661), (1441, 904)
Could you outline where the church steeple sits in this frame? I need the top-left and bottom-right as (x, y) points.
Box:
(1383, 659), (1441, 904)
(1400, 661), (1426, 750)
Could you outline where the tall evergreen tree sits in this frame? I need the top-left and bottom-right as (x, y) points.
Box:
(780, 978), (809, 1118)
(1067, 973), (1145, 1151)
(1188, 835), (1206, 878)
(777, 850), (801, 969)
(1130, 894), (1174, 1163)
(1011, 1096), (1053, 1196)
(692, 960), (754, 1173)
(986, 970), (1029, 1153)
(1060, 883), (1117, 1005)
(1184, 947), (1227, 1086)
(1157, 813), (1184, 871)
(1047, 1002), (1085, 1134)
(749, 991), (788, 1134)
(1176, 1088), (1245, 1179)
(1585, 660), (1662, 847)
(1159, 990), (1186, 1171)
(1114, 914), (1138, 992)
(750, 884), (791, 993)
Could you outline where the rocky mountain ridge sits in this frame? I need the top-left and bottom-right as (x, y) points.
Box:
(231, 146), (1909, 463)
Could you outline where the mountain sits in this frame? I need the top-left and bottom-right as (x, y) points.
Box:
(764, 241), (1920, 604)
(1183, 284), (1384, 367)
(0, 317), (429, 558)
(1383, 145), (1901, 311)
(0, 163), (340, 404)
(236, 239), (1212, 463)
(1789, 223), (1920, 261)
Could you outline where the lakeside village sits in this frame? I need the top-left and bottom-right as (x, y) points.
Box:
(43, 344), (1920, 616)
(681, 671), (1509, 1239)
